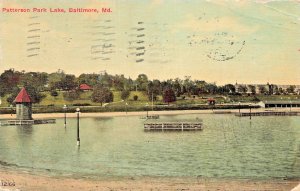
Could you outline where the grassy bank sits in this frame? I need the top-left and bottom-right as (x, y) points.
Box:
(0, 104), (258, 114)
(1, 90), (297, 114)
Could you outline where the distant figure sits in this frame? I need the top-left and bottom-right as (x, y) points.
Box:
(207, 98), (216, 105)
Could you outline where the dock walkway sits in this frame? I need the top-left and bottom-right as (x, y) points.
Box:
(144, 119), (203, 131)
(0, 119), (56, 126)
(235, 111), (299, 117)
(140, 115), (160, 119)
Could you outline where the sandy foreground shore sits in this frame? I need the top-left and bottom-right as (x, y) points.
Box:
(0, 169), (299, 191)
(1, 108), (300, 119)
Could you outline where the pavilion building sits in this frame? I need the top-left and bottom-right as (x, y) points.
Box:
(14, 88), (33, 120)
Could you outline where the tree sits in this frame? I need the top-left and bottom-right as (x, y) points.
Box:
(48, 70), (66, 90)
(238, 85), (248, 94)
(218, 84), (235, 94)
(0, 69), (21, 95)
(273, 85), (279, 95)
(20, 72), (48, 91)
(286, 85), (296, 94)
(60, 74), (77, 90)
(136, 74), (148, 91)
(112, 74), (127, 91)
(121, 90), (130, 100)
(163, 88), (176, 105)
(91, 85), (113, 106)
(78, 73), (99, 87)
(205, 83), (218, 94)
(224, 84), (236, 94)
(98, 72), (113, 88)
(183, 76), (195, 96)
(258, 85), (267, 94)
(23, 84), (45, 103)
(173, 78), (183, 97)
(124, 77), (134, 91)
(147, 80), (161, 101)
(195, 80), (207, 95)
(278, 87), (284, 94)
(161, 81), (171, 93)
(248, 85), (256, 94)
(6, 87), (20, 104)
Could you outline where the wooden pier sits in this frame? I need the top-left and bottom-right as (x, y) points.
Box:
(140, 115), (160, 119)
(33, 119), (56, 124)
(235, 111), (299, 117)
(213, 111), (232, 114)
(0, 119), (56, 126)
(144, 120), (203, 131)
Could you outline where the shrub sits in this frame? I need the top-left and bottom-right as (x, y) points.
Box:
(72, 103), (91, 106)
(50, 90), (58, 97)
(63, 90), (80, 101)
(121, 90), (130, 100)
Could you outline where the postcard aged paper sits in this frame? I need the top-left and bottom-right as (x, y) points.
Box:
(0, 0), (299, 190)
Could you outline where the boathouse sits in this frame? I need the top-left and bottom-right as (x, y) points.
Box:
(14, 88), (33, 120)
(262, 101), (300, 108)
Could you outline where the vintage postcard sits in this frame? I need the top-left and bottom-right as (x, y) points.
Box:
(0, 0), (299, 190)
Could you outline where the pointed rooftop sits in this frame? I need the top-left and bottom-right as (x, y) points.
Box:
(14, 88), (32, 103)
(79, 84), (92, 90)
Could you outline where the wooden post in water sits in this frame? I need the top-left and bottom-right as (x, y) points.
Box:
(76, 108), (80, 146)
(63, 104), (67, 128)
(249, 104), (252, 120)
(10, 104), (13, 116)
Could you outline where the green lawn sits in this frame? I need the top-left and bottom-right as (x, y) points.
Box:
(228, 95), (300, 103)
(0, 95), (9, 107)
(1, 90), (299, 108)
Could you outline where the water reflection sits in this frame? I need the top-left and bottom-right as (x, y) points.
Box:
(93, 117), (114, 121)
(17, 125), (33, 136)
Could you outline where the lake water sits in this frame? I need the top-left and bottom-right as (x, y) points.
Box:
(0, 114), (299, 180)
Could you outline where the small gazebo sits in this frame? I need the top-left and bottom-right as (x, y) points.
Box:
(79, 84), (92, 91)
(14, 88), (32, 120)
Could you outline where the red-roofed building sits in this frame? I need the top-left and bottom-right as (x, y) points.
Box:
(14, 88), (32, 120)
(14, 87), (32, 103)
(207, 98), (216, 105)
(79, 84), (92, 91)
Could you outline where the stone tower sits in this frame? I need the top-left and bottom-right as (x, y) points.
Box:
(14, 88), (32, 120)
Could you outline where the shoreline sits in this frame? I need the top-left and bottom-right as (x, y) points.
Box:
(1, 108), (299, 119)
(0, 169), (299, 191)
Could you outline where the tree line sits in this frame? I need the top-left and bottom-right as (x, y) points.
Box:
(0, 69), (297, 105)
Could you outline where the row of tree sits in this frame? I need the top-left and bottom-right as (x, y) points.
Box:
(0, 69), (298, 105)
